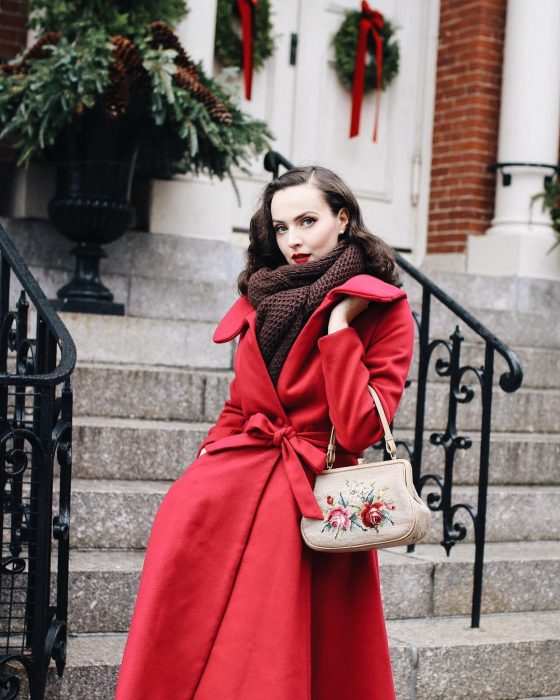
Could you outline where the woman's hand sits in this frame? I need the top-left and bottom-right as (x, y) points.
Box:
(328, 296), (370, 334)
(199, 447), (207, 456)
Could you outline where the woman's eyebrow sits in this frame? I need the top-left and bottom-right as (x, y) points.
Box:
(272, 210), (319, 223)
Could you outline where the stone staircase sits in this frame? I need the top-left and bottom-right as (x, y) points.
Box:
(2, 221), (559, 699)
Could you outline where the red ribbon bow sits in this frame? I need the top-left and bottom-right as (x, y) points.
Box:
(236, 0), (258, 100)
(349, 2), (384, 141)
(204, 412), (330, 520)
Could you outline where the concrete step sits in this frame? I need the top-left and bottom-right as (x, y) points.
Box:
(71, 359), (560, 425)
(421, 484), (560, 545)
(5, 219), (245, 320)
(394, 384), (560, 434)
(409, 302), (559, 350)
(72, 350), (560, 438)
(71, 415), (560, 486)
(59, 314), (233, 369)
(72, 416), (208, 481)
(71, 363), (229, 422)
(386, 609), (560, 700)
(56, 479), (560, 549)
(26, 609), (560, 699)
(368, 430), (560, 487)
(44, 542), (560, 634)
(402, 266), (560, 351)
(9, 219), (560, 348)
(403, 264), (560, 319)
(408, 341), (560, 390)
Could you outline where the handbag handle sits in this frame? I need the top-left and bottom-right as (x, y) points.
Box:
(326, 384), (397, 469)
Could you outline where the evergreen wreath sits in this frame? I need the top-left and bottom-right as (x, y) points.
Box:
(331, 10), (400, 92)
(214, 0), (275, 71)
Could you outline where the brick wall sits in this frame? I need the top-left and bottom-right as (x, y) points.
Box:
(427, 0), (507, 253)
(0, 0), (28, 164)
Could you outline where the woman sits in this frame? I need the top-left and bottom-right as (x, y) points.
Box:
(114, 165), (414, 700)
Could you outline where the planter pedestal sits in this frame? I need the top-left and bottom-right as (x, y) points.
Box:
(47, 100), (142, 315)
(51, 242), (124, 315)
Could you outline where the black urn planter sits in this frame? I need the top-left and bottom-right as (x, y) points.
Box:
(47, 99), (142, 315)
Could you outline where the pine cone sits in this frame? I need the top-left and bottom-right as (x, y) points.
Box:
(109, 35), (150, 93)
(149, 21), (199, 77)
(173, 67), (232, 125)
(0, 31), (61, 74)
(22, 31), (61, 63)
(104, 56), (129, 118)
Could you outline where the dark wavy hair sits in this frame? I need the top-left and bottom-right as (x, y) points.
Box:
(237, 165), (400, 294)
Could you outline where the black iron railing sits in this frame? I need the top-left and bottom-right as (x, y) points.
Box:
(263, 151), (523, 628)
(0, 223), (76, 698)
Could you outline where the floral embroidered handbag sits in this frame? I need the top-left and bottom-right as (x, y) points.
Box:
(301, 385), (431, 552)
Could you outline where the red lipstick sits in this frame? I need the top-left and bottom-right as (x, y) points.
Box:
(292, 253), (311, 264)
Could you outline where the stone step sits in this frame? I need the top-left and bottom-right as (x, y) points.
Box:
(30, 609), (560, 699)
(6, 220), (245, 319)
(71, 363), (224, 421)
(386, 609), (560, 700)
(57, 479), (560, 549)
(402, 265), (560, 319)
(9, 218), (556, 328)
(70, 355), (560, 426)
(408, 341), (560, 391)
(421, 484), (560, 545)
(59, 314), (233, 369)
(71, 415), (560, 486)
(401, 267), (560, 351)
(409, 302), (559, 350)
(39, 298), (560, 382)
(46, 541), (560, 634)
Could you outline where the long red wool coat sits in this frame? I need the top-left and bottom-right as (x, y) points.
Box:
(114, 273), (414, 700)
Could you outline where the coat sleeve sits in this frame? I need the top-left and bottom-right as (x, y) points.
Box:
(196, 369), (245, 458)
(317, 297), (414, 454)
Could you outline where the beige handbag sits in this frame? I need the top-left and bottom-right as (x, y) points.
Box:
(301, 385), (431, 552)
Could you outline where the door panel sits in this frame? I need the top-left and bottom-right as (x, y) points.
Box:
(223, 0), (439, 256)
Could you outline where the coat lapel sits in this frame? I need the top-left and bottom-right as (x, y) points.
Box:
(212, 275), (408, 409)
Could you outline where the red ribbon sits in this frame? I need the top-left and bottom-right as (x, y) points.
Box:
(349, 2), (384, 141)
(236, 0), (258, 100)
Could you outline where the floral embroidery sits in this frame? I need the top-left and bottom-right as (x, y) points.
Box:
(320, 479), (396, 537)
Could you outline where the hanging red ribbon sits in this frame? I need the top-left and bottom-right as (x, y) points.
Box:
(236, 0), (258, 100)
(349, 2), (384, 141)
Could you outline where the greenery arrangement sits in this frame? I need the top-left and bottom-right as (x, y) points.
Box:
(330, 10), (400, 93)
(214, 0), (275, 72)
(0, 0), (274, 197)
(532, 177), (560, 251)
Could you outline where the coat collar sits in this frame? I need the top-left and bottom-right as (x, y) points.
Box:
(213, 274), (407, 343)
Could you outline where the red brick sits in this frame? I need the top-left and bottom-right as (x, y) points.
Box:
(429, 0), (505, 254)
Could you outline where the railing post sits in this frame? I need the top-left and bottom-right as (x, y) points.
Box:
(471, 342), (494, 627)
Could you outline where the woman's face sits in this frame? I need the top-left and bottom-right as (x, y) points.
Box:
(271, 184), (349, 265)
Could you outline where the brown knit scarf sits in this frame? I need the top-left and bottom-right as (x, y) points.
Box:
(247, 238), (365, 385)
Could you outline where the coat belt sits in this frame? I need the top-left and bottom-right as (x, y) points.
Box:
(203, 412), (335, 520)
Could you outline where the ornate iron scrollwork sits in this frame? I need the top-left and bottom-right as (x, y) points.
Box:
(0, 224), (76, 699)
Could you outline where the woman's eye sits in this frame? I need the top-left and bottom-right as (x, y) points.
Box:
(274, 218), (315, 233)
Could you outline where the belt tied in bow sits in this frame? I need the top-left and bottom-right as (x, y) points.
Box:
(203, 412), (332, 520)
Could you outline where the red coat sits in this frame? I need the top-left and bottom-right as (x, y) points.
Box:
(115, 274), (414, 700)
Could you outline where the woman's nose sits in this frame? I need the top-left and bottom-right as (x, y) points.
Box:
(287, 228), (303, 246)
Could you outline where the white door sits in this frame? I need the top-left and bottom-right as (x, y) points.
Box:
(224, 0), (439, 258)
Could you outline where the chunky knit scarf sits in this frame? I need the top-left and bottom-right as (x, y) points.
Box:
(247, 238), (365, 385)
